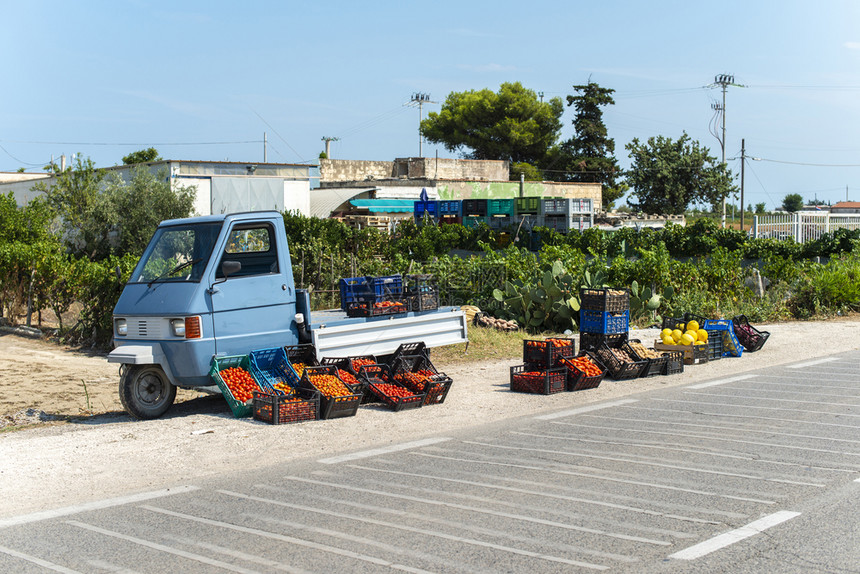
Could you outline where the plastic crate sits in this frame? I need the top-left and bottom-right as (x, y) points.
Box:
(522, 337), (577, 368)
(389, 341), (429, 366)
(283, 344), (321, 378)
(389, 353), (452, 406)
(568, 198), (593, 214)
(414, 200), (438, 219)
(462, 199), (488, 216)
(626, 339), (669, 377)
(345, 297), (409, 317)
(405, 274), (439, 312)
(510, 365), (567, 395)
(488, 215), (514, 230)
(210, 355), (262, 418)
(579, 331), (628, 353)
(705, 329), (724, 361)
(488, 199), (515, 217)
(367, 275), (404, 297)
(462, 215), (487, 228)
(299, 366), (362, 419)
(732, 315), (770, 352)
(252, 388), (319, 424)
(561, 351), (607, 391)
(580, 288), (630, 313)
(539, 198), (569, 216)
(439, 215), (462, 226)
(579, 309), (630, 334)
(438, 200), (462, 216)
(249, 347), (302, 395)
(596, 342), (648, 380)
(361, 364), (426, 411)
(339, 276), (374, 310)
(662, 313), (709, 332)
(664, 351), (685, 375)
(514, 197), (540, 215)
(702, 319), (743, 357)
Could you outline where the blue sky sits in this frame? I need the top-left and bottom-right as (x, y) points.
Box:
(2, 0), (859, 210)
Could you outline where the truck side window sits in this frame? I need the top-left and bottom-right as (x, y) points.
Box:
(216, 224), (279, 278)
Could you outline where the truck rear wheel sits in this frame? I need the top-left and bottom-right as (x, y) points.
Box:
(119, 365), (176, 420)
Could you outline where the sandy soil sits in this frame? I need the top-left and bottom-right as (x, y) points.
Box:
(1, 318), (858, 519)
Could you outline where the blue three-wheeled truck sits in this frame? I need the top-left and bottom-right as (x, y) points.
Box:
(108, 211), (468, 419)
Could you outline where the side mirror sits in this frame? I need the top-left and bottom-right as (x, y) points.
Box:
(221, 260), (241, 277)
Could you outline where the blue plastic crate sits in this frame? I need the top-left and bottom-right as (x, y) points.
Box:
(368, 274), (403, 297)
(249, 347), (301, 390)
(438, 200), (462, 216)
(414, 200), (438, 218)
(579, 309), (630, 334)
(702, 319), (743, 357)
(339, 276), (373, 310)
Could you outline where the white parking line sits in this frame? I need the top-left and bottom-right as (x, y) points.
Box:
(688, 374), (758, 389)
(669, 511), (800, 560)
(0, 544), (84, 573)
(534, 399), (638, 421)
(788, 357), (839, 369)
(0, 485), (199, 529)
(318, 437), (451, 464)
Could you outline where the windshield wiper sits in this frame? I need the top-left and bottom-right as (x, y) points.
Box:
(147, 258), (203, 288)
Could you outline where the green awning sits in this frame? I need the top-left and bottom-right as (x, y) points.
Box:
(350, 199), (416, 213)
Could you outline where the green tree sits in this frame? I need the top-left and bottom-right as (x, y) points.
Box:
(122, 147), (161, 165)
(420, 82), (564, 169)
(510, 162), (543, 181)
(552, 81), (626, 207)
(624, 133), (736, 214)
(99, 166), (196, 257)
(33, 155), (104, 250)
(782, 193), (804, 213)
(755, 202), (766, 214)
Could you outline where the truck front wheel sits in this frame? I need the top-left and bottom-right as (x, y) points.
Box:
(119, 365), (176, 420)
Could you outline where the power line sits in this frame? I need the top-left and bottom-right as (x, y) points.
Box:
(0, 139), (260, 146)
(753, 157), (860, 167)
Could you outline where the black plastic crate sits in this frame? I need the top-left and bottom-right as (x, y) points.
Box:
(580, 288), (630, 313)
(405, 274), (439, 312)
(522, 337), (577, 367)
(579, 331), (628, 352)
(299, 365), (362, 419)
(510, 365), (567, 395)
(345, 296), (409, 317)
(462, 199), (488, 216)
(362, 365), (425, 411)
(389, 353), (452, 406)
(596, 342), (648, 380)
(705, 329), (724, 361)
(560, 351), (607, 391)
(662, 313), (709, 332)
(626, 339), (670, 377)
(252, 388), (319, 424)
(663, 351), (685, 375)
(731, 315), (770, 352)
(283, 344), (321, 379)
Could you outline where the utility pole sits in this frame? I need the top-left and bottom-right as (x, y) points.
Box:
(740, 138), (745, 231)
(263, 132), (267, 162)
(409, 93), (436, 157)
(321, 136), (339, 159)
(708, 73), (744, 227)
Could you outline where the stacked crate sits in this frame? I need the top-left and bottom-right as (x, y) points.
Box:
(510, 337), (576, 394)
(514, 197), (541, 231)
(462, 199), (489, 228)
(539, 198), (594, 233)
(578, 288), (630, 353)
(488, 199), (515, 230)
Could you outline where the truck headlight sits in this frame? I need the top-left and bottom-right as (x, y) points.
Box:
(115, 318), (127, 336)
(170, 318), (185, 337)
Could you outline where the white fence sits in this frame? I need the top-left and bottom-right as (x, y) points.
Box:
(751, 213), (860, 243)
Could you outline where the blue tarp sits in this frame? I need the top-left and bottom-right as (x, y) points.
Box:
(350, 199), (416, 213)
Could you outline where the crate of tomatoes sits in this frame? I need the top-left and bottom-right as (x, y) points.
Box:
(210, 355), (265, 418)
(252, 388), (319, 425)
(560, 351), (607, 391)
(359, 363), (426, 411)
(509, 365), (567, 395)
(522, 337), (576, 368)
(283, 344), (321, 379)
(298, 365), (363, 419)
(389, 354), (453, 406)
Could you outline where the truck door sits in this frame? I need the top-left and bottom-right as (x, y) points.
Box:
(208, 220), (299, 357)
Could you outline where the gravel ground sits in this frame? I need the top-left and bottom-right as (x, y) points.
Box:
(1, 317), (858, 519)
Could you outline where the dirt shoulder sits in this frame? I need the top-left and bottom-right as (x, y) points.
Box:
(1, 318), (858, 518)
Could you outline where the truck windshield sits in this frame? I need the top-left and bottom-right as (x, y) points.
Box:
(129, 222), (223, 284)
